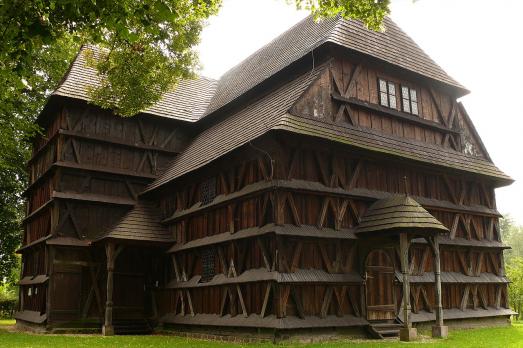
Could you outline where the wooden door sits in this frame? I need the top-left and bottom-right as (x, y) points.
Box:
(365, 249), (396, 321)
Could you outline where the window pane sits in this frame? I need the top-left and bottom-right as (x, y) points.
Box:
(402, 86), (410, 99)
(200, 177), (217, 205)
(380, 92), (388, 106)
(388, 82), (396, 94)
(379, 79), (387, 93)
(410, 89), (417, 102)
(201, 247), (216, 282)
(389, 95), (397, 109)
(403, 99), (410, 113)
(411, 101), (419, 115)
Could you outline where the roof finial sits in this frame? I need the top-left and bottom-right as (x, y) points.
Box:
(403, 176), (409, 197)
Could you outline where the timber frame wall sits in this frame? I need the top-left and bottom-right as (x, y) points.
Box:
(153, 51), (510, 331)
(17, 41), (512, 334)
(18, 98), (189, 326)
(156, 132), (509, 330)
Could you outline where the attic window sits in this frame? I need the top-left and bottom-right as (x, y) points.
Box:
(378, 79), (397, 109)
(401, 86), (419, 115)
(200, 247), (216, 283)
(200, 177), (216, 205)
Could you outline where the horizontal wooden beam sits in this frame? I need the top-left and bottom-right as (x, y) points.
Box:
(410, 307), (515, 323)
(395, 271), (508, 284)
(22, 200), (54, 224)
(332, 93), (460, 135)
(55, 161), (157, 179)
(16, 235), (53, 253)
(168, 224), (356, 253)
(52, 191), (136, 206)
(24, 161), (155, 195)
(164, 179), (500, 224)
(59, 129), (181, 155)
(161, 313), (368, 329)
(166, 268), (363, 289)
(26, 131), (60, 165)
(412, 236), (509, 249)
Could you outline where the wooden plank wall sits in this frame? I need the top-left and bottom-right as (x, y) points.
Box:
(158, 131), (507, 328)
(291, 54), (487, 159)
(21, 98), (190, 325)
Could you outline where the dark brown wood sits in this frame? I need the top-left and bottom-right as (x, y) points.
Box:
(20, 19), (512, 336)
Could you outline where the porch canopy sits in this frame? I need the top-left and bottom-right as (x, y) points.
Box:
(356, 195), (449, 236)
(356, 194), (449, 341)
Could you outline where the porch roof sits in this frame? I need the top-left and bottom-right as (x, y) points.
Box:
(356, 195), (449, 235)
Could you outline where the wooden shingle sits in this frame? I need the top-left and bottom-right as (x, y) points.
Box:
(356, 195), (449, 235)
(98, 201), (172, 244)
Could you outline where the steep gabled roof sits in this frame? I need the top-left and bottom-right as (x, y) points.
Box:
(52, 15), (466, 123)
(144, 63), (330, 192)
(144, 66), (510, 194)
(205, 15), (467, 116)
(53, 47), (217, 122)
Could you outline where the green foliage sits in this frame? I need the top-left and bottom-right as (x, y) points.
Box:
(501, 216), (523, 319)
(507, 257), (523, 320)
(0, 283), (17, 319)
(0, 35), (78, 282)
(501, 215), (523, 262)
(0, 0), (392, 284)
(294, 0), (390, 30)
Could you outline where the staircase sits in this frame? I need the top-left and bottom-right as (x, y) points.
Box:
(367, 320), (402, 339)
(113, 319), (153, 335)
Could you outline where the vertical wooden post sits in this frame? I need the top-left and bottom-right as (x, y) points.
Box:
(399, 232), (417, 341)
(430, 235), (448, 338)
(45, 245), (55, 324)
(103, 242), (115, 336)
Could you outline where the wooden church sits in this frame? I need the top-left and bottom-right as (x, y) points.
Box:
(17, 15), (515, 341)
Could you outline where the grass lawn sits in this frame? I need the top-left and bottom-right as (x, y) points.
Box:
(1, 320), (522, 347)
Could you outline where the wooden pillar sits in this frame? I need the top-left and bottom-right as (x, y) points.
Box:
(103, 242), (115, 336)
(430, 235), (448, 338)
(399, 232), (417, 341)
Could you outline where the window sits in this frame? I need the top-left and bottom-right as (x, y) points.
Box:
(401, 86), (419, 115)
(200, 247), (216, 282)
(378, 78), (397, 109)
(200, 177), (216, 205)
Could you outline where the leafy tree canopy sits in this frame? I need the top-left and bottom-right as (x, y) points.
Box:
(0, 0), (390, 283)
(500, 216), (523, 319)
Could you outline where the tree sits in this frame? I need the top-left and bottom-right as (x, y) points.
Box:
(500, 216), (523, 319)
(0, 0), (390, 287)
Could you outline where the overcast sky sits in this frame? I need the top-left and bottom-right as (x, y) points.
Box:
(197, 0), (523, 224)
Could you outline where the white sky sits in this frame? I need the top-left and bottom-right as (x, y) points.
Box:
(197, 0), (523, 224)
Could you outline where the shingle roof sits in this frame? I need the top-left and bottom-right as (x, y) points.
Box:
(355, 195), (449, 235)
(276, 114), (512, 183)
(53, 47), (217, 122)
(98, 201), (172, 243)
(144, 64), (510, 193)
(53, 15), (465, 123)
(205, 15), (466, 115)
(144, 62), (330, 192)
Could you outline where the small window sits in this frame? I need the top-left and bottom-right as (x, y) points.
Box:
(378, 78), (397, 109)
(200, 177), (216, 205)
(27, 287), (32, 297)
(200, 247), (216, 282)
(401, 86), (419, 116)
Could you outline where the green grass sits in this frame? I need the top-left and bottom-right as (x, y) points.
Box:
(0, 321), (522, 347)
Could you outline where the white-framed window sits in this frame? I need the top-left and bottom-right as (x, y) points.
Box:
(401, 86), (419, 115)
(378, 78), (397, 109)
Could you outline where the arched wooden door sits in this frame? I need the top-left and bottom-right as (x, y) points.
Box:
(365, 249), (396, 321)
